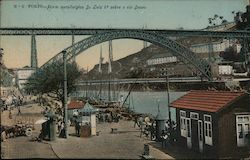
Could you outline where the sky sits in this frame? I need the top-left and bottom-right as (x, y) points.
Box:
(0, 0), (248, 70)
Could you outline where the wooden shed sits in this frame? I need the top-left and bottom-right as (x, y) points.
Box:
(67, 100), (85, 121)
(170, 90), (250, 158)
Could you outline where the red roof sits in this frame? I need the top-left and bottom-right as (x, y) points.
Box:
(170, 90), (245, 113)
(68, 100), (85, 110)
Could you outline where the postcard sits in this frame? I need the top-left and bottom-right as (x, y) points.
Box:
(0, 0), (249, 159)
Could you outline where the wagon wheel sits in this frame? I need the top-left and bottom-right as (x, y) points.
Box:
(25, 128), (33, 137)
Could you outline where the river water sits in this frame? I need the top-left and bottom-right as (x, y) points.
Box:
(72, 90), (186, 121)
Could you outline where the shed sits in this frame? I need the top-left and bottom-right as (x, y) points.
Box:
(170, 90), (250, 158)
(79, 102), (97, 136)
(67, 100), (85, 121)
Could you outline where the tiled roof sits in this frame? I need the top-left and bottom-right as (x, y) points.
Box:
(68, 100), (85, 110)
(170, 90), (245, 113)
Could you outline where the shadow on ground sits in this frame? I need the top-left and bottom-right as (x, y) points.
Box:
(148, 142), (205, 159)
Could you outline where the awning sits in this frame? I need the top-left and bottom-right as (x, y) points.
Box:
(35, 118), (48, 124)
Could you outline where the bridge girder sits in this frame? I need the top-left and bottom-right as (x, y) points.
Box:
(41, 30), (212, 80)
(1, 28), (250, 38)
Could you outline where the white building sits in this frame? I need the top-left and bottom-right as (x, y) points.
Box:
(190, 39), (241, 54)
(16, 67), (36, 89)
(146, 53), (178, 66)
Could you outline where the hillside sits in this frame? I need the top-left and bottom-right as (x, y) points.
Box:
(86, 44), (171, 79)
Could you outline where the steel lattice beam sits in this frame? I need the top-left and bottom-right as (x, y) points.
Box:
(0, 28), (250, 38)
(41, 30), (212, 80)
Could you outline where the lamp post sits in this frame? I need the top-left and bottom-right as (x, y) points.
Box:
(0, 48), (4, 98)
(165, 68), (172, 142)
(62, 50), (68, 138)
(157, 99), (160, 113)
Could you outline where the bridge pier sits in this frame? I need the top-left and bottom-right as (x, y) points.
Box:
(31, 35), (38, 68)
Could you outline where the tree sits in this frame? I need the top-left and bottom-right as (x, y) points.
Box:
(219, 46), (241, 61)
(25, 61), (83, 107)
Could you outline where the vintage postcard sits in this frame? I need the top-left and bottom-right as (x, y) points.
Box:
(0, 0), (250, 159)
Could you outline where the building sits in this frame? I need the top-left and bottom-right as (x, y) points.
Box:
(146, 53), (178, 66)
(16, 67), (36, 90)
(190, 39), (241, 56)
(67, 100), (97, 136)
(170, 90), (250, 158)
(203, 22), (236, 31)
(217, 61), (234, 76)
(145, 53), (194, 78)
(67, 100), (85, 121)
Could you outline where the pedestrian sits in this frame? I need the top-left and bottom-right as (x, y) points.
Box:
(57, 121), (62, 134)
(138, 116), (144, 127)
(9, 110), (12, 119)
(18, 106), (21, 115)
(59, 122), (66, 138)
(1, 127), (7, 142)
(76, 121), (80, 137)
(74, 119), (78, 135)
(133, 116), (138, 128)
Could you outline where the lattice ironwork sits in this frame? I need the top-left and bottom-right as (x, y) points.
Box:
(41, 30), (212, 80)
(1, 28), (250, 38)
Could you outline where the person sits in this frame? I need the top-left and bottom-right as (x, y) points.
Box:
(149, 122), (156, 141)
(59, 122), (66, 138)
(9, 110), (12, 119)
(57, 121), (62, 134)
(74, 119), (78, 136)
(75, 121), (80, 137)
(18, 106), (21, 115)
(138, 116), (144, 128)
(1, 127), (7, 142)
(133, 116), (138, 128)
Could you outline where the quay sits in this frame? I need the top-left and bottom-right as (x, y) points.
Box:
(1, 100), (175, 159)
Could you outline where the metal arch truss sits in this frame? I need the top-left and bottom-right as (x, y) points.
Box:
(1, 28), (250, 38)
(41, 30), (212, 80)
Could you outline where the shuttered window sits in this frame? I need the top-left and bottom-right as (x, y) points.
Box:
(236, 115), (250, 147)
(180, 110), (187, 137)
(204, 114), (213, 146)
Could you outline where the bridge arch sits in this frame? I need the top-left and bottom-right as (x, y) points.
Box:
(41, 30), (211, 80)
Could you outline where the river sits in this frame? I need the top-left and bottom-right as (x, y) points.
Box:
(72, 90), (186, 121)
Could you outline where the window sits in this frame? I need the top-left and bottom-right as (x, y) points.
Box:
(190, 112), (199, 120)
(198, 121), (203, 141)
(180, 110), (187, 137)
(236, 115), (250, 147)
(204, 114), (213, 146)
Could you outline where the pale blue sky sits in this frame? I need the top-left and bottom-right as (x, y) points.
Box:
(0, 0), (248, 69)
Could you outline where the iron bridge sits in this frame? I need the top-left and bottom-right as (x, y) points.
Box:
(1, 28), (249, 81)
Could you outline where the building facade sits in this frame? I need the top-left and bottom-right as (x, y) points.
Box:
(16, 67), (36, 90)
(190, 39), (241, 55)
(146, 53), (178, 66)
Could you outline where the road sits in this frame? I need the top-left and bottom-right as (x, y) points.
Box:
(1, 103), (57, 159)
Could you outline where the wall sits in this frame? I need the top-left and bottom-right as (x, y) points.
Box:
(16, 68), (35, 89)
(217, 95), (250, 158)
(175, 108), (218, 158)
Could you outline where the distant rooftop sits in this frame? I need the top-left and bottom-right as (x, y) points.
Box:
(203, 22), (236, 31)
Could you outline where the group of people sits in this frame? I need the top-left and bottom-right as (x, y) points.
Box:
(97, 111), (120, 123)
(133, 115), (156, 140)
